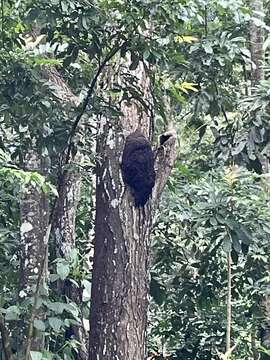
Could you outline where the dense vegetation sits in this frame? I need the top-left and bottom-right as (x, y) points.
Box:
(0, 0), (270, 359)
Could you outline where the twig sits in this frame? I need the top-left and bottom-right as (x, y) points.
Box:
(64, 41), (127, 167)
(204, 6), (208, 37)
(242, 63), (249, 96)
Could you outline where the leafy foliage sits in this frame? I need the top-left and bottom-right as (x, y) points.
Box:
(149, 167), (270, 359)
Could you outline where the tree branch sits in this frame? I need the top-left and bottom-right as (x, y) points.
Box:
(152, 131), (177, 209)
(64, 41), (127, 167)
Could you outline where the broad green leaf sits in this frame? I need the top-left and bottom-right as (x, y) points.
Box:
(30, 352), (43, 360)
(5, 306), (20, 321)
(48, 317), (63, 332)
(222, 235), (232, 253)
(33, 320), (46, 331)
(175, 35), (198, 43)
(57, 262), (70, 280)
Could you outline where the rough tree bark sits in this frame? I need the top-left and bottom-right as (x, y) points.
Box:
(19, 31), (79, 354)
(249, 2), (270, 359)
(42, 65), (89, 359)
(20, 151), (49, 352)
(250, 0), (265, 86)
(52, 153), (88, 360)
(19, 33), (88, 354)
(88, 62), (177, 360)
(53, 161), (81, 259)
(226, 253), (232, 353)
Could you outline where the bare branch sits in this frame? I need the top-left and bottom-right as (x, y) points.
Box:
(152, 131), (177, 208)
(64, 41), (127, 167)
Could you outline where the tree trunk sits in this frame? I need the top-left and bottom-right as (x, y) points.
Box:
(42, 64), (89, 358)
(52, 158), (88, 360)
(260, 298), (270, 360)
(226, 253), (232, 353)
(53, 162), (81, 259)
(89, 62), (176, 360)
(250, 0), (265, 85)
(20, 32), (89, 352)
(249, 1), (270, 358)
(20, 151), (49, 352)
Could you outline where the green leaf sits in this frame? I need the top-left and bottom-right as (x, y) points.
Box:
(48, 317), (63, 332)
(30, 352), (43, 360)
(82, 16), (89, 30)
(263, 36), (270, 51)
(64, 303), (79, 318)
(82, 280), (91, 302)
(33, 319), (46, 331)
(143, 49), (150, 60)
(222, 235), (232, 253)
(232, 140), (246, 155)
(150, 276), (166, 305)
(57, 261), (70, 280)
(47, 302), (65, 314)
(40, 100), (50, 109)
(61, 1), (68, 12)
(50, 273), (60, 282)
(240, 48), (251, 58)
(5, 306), (20, 320)
(203, 43), (213, 54)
